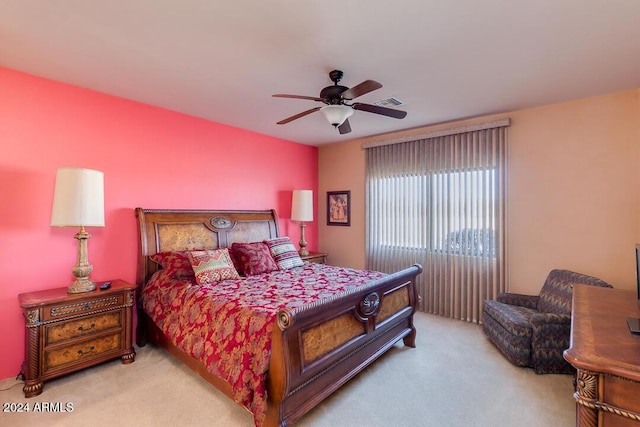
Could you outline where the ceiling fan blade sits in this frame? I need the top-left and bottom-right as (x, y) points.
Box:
(352, 102), (407, 119)
(276, 107), (321, 125)
(340, 80), (382, 100)
(273, 94), (325, 102)
(338, 119), (352, 134)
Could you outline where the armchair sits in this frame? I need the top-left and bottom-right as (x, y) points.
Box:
(482, 269), (612, 374)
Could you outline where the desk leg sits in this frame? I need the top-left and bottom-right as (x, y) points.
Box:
(574, 369), (599, 427)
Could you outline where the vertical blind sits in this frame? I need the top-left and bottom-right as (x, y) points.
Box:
(365, 120), (509, 323)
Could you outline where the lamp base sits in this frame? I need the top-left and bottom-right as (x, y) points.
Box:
(298, 222), (309, 257)
(67, 226), (97, 294)
(68, 277), (96, 294)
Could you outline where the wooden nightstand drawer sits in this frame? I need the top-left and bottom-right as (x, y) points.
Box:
(43, 293), (123, 322)
(44, 332), (122, 372)
(45, 311), (122, 346)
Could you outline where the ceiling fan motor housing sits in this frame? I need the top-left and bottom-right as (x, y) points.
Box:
(320, 85), (349, 104)
(320, 69), (348, 104)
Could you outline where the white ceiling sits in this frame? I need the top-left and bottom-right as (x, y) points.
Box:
(1, 1), (639, 146)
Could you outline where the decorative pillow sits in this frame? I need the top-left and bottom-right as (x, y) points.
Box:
(150, 251), (195, 279)
(188, 249), (240, 285)
(230, 242), (278, 276)
(264, 237), (305, 270)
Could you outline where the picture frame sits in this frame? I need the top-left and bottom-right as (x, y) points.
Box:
(327, 190), (351, 226)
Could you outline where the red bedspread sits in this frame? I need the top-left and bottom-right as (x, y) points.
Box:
(142, 262), (386, 426)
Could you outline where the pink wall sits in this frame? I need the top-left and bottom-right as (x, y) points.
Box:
(0, 67), (318, 380)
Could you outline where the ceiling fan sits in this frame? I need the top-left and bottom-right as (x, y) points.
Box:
(273, 70), (407, 135)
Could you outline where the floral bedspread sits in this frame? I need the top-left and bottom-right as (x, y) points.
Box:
(141, 262), (386, 426)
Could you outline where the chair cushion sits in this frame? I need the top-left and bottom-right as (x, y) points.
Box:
(483, 300), (536, 338)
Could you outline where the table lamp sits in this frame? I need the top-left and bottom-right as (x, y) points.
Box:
(50, 167), (105, 293)
(291, 190), (313, 256)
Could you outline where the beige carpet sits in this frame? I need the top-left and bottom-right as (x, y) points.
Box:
(0, 312), (575, 426)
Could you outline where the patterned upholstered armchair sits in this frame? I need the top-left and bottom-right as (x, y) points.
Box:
(482, 269), (613, 374)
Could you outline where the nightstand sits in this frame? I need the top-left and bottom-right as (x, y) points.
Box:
(301, 251), (328, 264)
(18, 279), (136, 398)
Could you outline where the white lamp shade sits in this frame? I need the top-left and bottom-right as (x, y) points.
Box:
(51, 167), (105, 227)
(291, 190), (313, 222)
(320, 105), (354, 127)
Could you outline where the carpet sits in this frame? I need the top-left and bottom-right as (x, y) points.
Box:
(0, 312), (575, 426)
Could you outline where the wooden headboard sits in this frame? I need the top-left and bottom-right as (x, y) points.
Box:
(135, 208), (280, 287)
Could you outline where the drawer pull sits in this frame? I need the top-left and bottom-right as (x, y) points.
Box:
(78, 323), (96, 332)
(83, 302), (90, 310)
(77, 346), (96, 356)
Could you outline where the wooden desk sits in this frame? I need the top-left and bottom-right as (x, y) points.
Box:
(564, 285), (640, 426)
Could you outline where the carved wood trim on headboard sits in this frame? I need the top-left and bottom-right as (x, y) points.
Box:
(134, 208), (279, 287)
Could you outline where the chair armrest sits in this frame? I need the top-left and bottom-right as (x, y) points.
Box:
(530, 312), (571, 327)
(496, 292), (539, 309)
(530, 313), (572, 349)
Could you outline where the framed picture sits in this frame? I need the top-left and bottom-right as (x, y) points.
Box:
(327, 191), (350, 226)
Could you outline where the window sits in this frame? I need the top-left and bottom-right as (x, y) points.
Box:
(365, 121), (508, 323)
(431, 168), (497, 257)
(367, 168), (497, 257)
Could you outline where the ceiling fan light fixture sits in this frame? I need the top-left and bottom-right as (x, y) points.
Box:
(320, 105), (353, 127)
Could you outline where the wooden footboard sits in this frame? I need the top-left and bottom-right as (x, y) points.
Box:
(265, 264), (422, 426)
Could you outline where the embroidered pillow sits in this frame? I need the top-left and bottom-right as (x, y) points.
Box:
(230, 242), (278, 276)
(150, 251), (195, 279)
(264, 237), (305, 270)
(188, 249), (240, 285)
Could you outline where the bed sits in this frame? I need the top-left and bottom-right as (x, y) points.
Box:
(135, 207), (422, 427)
